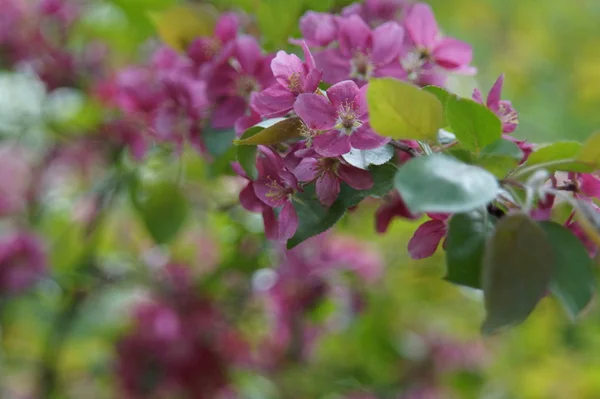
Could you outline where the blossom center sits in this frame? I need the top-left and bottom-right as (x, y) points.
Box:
(498, 102), (519, 126)
(288, 72), (302, 94)
(236, 75), (259, 97)
(335, 102), (362, 134)
(265, 177), (292, 202)
(401, 52), (426, 81)
(203, 38), (221, 58)
(350, 52), (373, 80)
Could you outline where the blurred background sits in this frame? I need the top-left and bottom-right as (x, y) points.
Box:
(2, 0), (600, 398)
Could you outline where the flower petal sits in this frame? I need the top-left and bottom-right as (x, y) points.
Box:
(298, 11), (338, 47)
(262, 207), (279, 240)
(405, 3), (439, 49)
(313, 131), (352, 157)
(371, 22), (404, 66)
(432, 37), (473, 70)
(407, 219), (446, 259)
(211, 96), (248, 129)
(327, 80), (361, 111)
(239, 182), (264, 212)
(235, 35), (263, 75)
(486, 74), (504, 111)
(338, 164), (373, 190)
(313, 48), (352, 85)
(350, 124), (390, 150)
(375, 192), (420, 233)
(279, 201), (299, 240)
(316, 172), (341, 207)
(250, 85), (296, 118)
(215, 12), (239, 43)
(293, 93), (337, 130)
(271, 51), (305, 88)
(294, 157), (320, 182)
(337, 15), (372, 57)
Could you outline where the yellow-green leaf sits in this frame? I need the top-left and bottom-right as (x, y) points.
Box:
(577, 131), (600, 168)
(149, 4), (218, 51)
(233, 117), (304, 145)
(367, 78), (444, 141)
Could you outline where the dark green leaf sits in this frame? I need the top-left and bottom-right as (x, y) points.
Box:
(482, 213), (554, 334)
(287, 184), (346, 249)
(132, 181), (188, 244)
(394, 154), (500, 214)
(445, 211), (495, 289)
(203, 127), (236, 157)
(446, 96), (502, 153)
(539, 221), (595, 320)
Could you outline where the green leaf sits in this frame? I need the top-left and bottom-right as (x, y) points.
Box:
(203, 127), (236, 157)
(446, 96), (502, 153)
(394, 154), (500, 214)
(577, 131), (600, 168)
(477, 156), (520, 179)
(422, 85), (453, 126)
(341, 145), (394, 170)
(480, 139), (523, 159)
(148, 4), (217, 51)
(288, 185), (346, 249)
(257, 0), (303, 50)
(445, 211), (495, 289)
(367, 78), (444, 141)
(482, 213), (554, 334)
(132, 181), (188, 244)
(233, 117), (303, 145)
(518, 141), (594, 174)
(539, 221), (595, 320)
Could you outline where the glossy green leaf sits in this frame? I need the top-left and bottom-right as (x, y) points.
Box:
(288, 184), (346, 249)
(132, 181), (188, 244)
(445, 211), (495, 289)
(482, 213), (554, 334)
(394, 154), (500, 214)
(519, 141), (594, 174)
(539, 221), (595, 320)
(203, 127), (236, 157)
(480, 139), (523, 159)
(367, 78), (444, 141)
(446, 96), (502, 153)
(233, 117), (303, 145)
(341, 145), (394, 170)
(577, 131), (600, 168)
(477, 140), (523, 178)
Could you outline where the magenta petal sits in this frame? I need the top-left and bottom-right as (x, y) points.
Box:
(211, 96), (248, 128)
(294, 157), (319, 182)
(279, 201), (298, 240)
(371, 22), (404, 66)
(486, 74), (505, 111)
(313, 48), (352, 85)
(299, 40), (317, 70)
(262, 208), (279, 240)
(355, 84), (369, 118)
(254, 179), (286, 208)
(472, 88), (484, 104)
(316, 172), (341, 207)
(405, 3), (439, 49)
(293, 93), (337, 130)
(375, 193), (420, 233)
(580, 174), (600, 199)
(235, 35), (263, 75)
(407, 219), (446, 259)
(251, 86), (296, 118)
(215, 12), (239, 43)
(303, 69), (322, 93)
(337, 15), (372, 57)
(313, 131), (352, 157)
(350, 125), (390, 150)
(327, 80), (361, 111)
(239, 182), (264, 212)
(298, 11), (338, 47)
(432, 38), (473, 70)
(338, 164), (373, 190)
(372, 62), (406, 80)
(271, 51), (305, 88)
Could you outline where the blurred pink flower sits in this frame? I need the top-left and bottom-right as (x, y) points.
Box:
(407, 214), (449, 259)
(0, 232), (47, 296)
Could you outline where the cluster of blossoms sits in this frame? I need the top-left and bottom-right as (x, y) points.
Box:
(0, 0), (107, 90)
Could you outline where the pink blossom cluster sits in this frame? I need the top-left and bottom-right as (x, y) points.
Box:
(254, 232), (383, 369)
(0, 0), (107, 90)
(0, 231), (47, 296)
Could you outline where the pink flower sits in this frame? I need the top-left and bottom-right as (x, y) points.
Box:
(342, 0), (407, 26)
(207, 35), (275, 128)
(407, 213), (449, 259)
(313, 15), (405, 84)
(252, 148), (301, 241)
(294, 156), (373, 206)
(375, 191), (421, 233)
(569, 172), (600, 200)
(472, 74), (519, 133)
(0, 145), (32, 217)
(0, 232), (47, 296)
(251, 41), (322, 118)
(294, 80), (389, 157)
(403, 3), (473, 72)
(104, 119), (149, 161)
(297, 11), (339, 47)
(187, 12), (239, 67)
